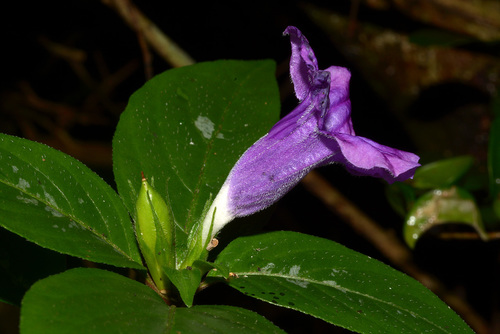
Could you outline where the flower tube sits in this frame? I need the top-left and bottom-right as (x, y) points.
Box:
(201, 26), (420, 245)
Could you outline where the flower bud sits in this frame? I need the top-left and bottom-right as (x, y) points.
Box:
(135, 174), (175, 292)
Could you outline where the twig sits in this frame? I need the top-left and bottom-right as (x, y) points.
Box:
(301, 170), (490, 334)
(39, 37), (136, 115)
(136, 25), (154, 80)
(439, 231), (500, 240)
(101, 0), (195, 67)
(38, 36), (87, 63)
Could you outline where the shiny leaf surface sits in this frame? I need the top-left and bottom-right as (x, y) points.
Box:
(412, 156), (474, 189)
(404, 187), (488, 248)
(210, 231), (473, 333)
(20, 268), (284, 334)
(0, 134), (143, 269)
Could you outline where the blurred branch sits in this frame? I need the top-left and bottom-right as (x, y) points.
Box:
(390, 0), (500, 42)
(12, 83), (113, 168)
(38, 37), (87, 63)
(303, 3), (500, 106)
(439, 231), (500, 240)
(301, 170), (490, 334)
(101, 0), (195, 68)
(360, 0), (500, 41)
(39, 37), (140, 116)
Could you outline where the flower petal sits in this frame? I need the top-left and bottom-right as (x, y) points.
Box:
(268, 71), (329, 140)
(326, 133), (420, 183)
(284, 26), (319, 101)
(226, 130), (333, 217)
(322, 66), (354, 135)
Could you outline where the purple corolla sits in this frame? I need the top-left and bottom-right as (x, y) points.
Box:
(201, 26), (420, 244)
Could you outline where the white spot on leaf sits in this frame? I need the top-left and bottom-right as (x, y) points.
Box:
(322, 280), (347, 293)
(17, 178), (30, 190)
(195, 116), (215, 139)
(45, 206), (64, 217)
(286, 278), (309, 288)
(42, 186), (57, 208)
(16, 195), (39, 206)
(289, 265), (300, 276)
(260, 263), (275, 273)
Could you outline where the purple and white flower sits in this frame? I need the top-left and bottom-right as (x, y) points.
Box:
(202, 26), (420, 244)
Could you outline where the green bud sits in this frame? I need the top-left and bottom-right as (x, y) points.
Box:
(135, 174), (175, 292)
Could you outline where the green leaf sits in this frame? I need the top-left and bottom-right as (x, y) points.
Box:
(412, 156), (474, 189)
(164, 259), (231, 307)
(385, 182), (416, 216)
(113, 60), (280, 265)
(0, 134), (143, 269)
(164, 266), (202, 307)
(173, 305), (285, 334)
(210, 231), (473, 334)
(0, 228), (65, 305)
(404, 187), (488, 248)
(20, 268), (284, 334)
(193, 259), (230, 279)
(494, 196), (500, 219)
(20, 268), (169, 334)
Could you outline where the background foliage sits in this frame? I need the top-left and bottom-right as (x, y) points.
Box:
(1, 0), (499, 333)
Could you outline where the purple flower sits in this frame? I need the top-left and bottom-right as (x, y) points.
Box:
(201, 26), (420, 243)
